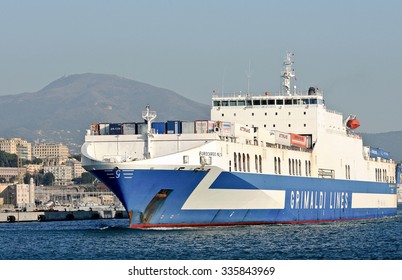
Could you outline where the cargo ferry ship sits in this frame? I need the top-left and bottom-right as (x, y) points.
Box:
(81, 53), (398, 228)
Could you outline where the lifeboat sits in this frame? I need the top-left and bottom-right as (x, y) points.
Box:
(347, 117), (360, 129)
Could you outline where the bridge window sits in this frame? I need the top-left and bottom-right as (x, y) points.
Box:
(276, 99), (284, 105)
(268, 100), (275, 105)
(222, 101), (229, 106)
(213, 101), (221, 106)
(253, 100), (261, 106)
(261, 100), (267, 105)
(230, 100), (237, 106)
(238, 100), (245, 106)
(285, 99), (292, 105)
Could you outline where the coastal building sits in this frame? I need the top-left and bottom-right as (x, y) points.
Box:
(25, 164), (43, 175)
(65, 158), (86, 179)
(0, 138), (32, 161)
(33, 143), (69, 165)
(44, 164), (73, 186)
(0, 179), (35, 210)
(0, 167), (27, 183)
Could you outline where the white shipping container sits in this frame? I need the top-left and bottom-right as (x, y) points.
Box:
(137, 123), (148, 135)
(207, 121), (215, 133)
(274, 131), (291, 146)
(99, 123), (109, 135)
(217, 121), (232, 135)
(182, 121), (195, 133)
(123, 123), (137, 135)
(195, 120), (208, 133)
(233, 123), (253, 141)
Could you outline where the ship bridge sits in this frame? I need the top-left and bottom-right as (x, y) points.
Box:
(211, 88), (328, 142)
(211, 53), (346, 144)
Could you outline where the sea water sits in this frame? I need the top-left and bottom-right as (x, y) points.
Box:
(1, 207), (401, 260)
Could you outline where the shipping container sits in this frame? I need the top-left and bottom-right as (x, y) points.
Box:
(91, 123), (100, 135)
(181, 121), (195, 133)
(109, 123), (123, 135)
(274, 131), (291, 146)
(195, 120), (215, 133)
(195, 120), (208, 133)
(99, 123), (109, 135)
(369, 147), (391, 160)
(166, 120), (182, 134)
(123, 123), (137, 135)
(152, 122), (166, 134)
(216, 121), (232, 135)
(136, 123), (148, 135)
(290, 133), (308, 148)
(232, 123), (252, 140)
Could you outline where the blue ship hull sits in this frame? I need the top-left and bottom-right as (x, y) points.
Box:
(91, 169), (397, 228)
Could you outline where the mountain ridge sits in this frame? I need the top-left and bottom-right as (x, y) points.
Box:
(0, 73), (400, 160)
(0, 73), (210, 152)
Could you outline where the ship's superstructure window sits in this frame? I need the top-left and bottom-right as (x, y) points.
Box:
(256, 155), (259, 173)
(259, 155), (262, 173)
(243, 153), (246, 172)
(345, 165), (351, 179)
(212, 96), (324, 108)
(274, 157), (277, 174)
(298, 160), (301, 176)
(247, 154), (250, 172)
(274, 157), (281, 175)
(376, 168), (388, 182)
(238, 153), (242, 172)
(234, 153), (237, 171)
(305, 160), (312, 176)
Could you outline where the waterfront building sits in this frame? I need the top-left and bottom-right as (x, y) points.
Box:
(33, 143), (69, 164)
(44, 164), (73, 186)
(65, 158), (86, 179)
(0, 138), (32, 160)
(0, 167), (27, 183)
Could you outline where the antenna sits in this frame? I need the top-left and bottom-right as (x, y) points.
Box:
(281, 52), (296, 96)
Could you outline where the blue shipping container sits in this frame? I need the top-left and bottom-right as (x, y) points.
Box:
(109, 123), (123, 135)
(152, 122), (166, 134)
(166, 121), (182, 134)
(369, 147), (391, 160)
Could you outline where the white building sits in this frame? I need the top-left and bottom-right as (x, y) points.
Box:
(44, 165), (73, 186)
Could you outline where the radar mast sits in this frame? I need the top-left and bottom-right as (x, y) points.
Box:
(281, 52), (296, 96)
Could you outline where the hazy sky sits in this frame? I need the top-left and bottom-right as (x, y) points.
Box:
(1, 0), (401, 133)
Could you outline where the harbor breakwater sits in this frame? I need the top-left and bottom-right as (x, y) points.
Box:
(0, 209), (128, 223)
